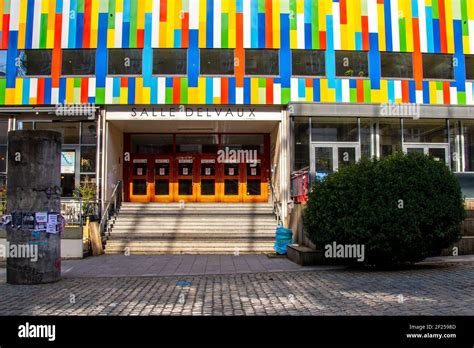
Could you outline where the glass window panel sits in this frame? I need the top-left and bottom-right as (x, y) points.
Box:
(62, 49), (96, 76)
(380, 52), (413, 78)
(155, 179), (170, 195)
(360, 118), (372, 158)
(311, 117), (358, 142)
(245, 49), (279, 76)
(0, 122), (7, 144)
(0, 51), (6, 78)
(403, 119), (448, 143)
(292, 50), (325, 76)
(201, 179), (215, 195)
(178, 179), (193, 195)
(315, 147), (334, 174)
(132, 179), (147, 195)
(428, 148), (447, 163)
(422, 53), (454, 80)
(292, 117), (310, 170)
(81, 122), (97, 144)
(176, 135), (218, 154)
(466, 56), (474, 81)
(462, 121), (474, 171)
(247, 179), (261, 196)
(224, 163), (239, 176)
(338, 147), (356, 168)
(61, 174), (76, 197)
(200, 49), (235, 75)
(0, 146), (6, 173)
(335, 50), (369, 77)
(221, 135), (264, 154)
(17, 50), (52, 77)
(108, 49), (142, 75)
(80, 146), (96, 172)
(131, 134), (173, 154)
(153, 49), (187, 75)
(379, 120), (402, 157)
(35, 122), (80, 144)
(224, 179), (239, 195)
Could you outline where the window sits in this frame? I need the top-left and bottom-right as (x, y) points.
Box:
(403, 119), (448, 143)
(176, 135), (218, 154)
(380, 52), (413, 78)
(153, 49), (187, 75)
(292, 50), (325, 77)
(221, 135), (265, 154)
(0, 51), (6, 78)
(108, 49), (142, 75)
(466, 55), (474, 80)
(379, 120), (402, 157)
(17, 50), (52, 77)
(35, 122), (80, 144)
(311, 117), (358, 142)
(131, 134), (174, 154)
(335, 50), (369, 77)
(62, 49), (96, 76)
(245, 49), (279, 76)
(200, 49), (234, 75)
(292, 117), (310, 171)
(422, 53), (454, 80)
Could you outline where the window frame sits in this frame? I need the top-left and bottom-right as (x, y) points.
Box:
(379, 51), (414, 80)
(199, 49), (236, 77)
(17, 49), (53, 78)
(152, 48), (188, 77)
(61, 49), (97, 77)
(291, 49), (326, 78)
(244, 49), (280, 77)
(335, 50), (370, 79)
(107, 48), (143, 77)
(422, 53), (455, 81)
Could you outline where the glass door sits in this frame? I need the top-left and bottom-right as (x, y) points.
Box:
(175, 157), (197, 202)
(311, 144), (359, 180)
(404, 144), (449, 164)
(243, 158), (268, 203)
(152, 156), (174, 202)
(221, 161), (242, 202)
(129, 158), (150, 202)
(197, 155), (218, 202)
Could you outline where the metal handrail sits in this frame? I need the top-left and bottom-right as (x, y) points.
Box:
(269, 176), (282, 226)
(99, 181), (123, 237)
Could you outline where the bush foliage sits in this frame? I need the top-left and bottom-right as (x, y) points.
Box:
(303, 152), (466, 266)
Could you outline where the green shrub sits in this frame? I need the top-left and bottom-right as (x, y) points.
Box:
(303, 152), (466, 266)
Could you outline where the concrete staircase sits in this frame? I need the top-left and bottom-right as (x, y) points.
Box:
(104, 202), (278, 254)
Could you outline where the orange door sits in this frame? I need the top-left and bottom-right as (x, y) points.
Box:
(197, 155), (219, 202)
(220, 161), (243, 203)
(243, 157), (269, 203)
(174, 157), (197, 202)
(129, 158), (151, 202)
(152, 156), (174, 202)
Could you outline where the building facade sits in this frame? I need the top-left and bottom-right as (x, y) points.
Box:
(0, 0), (473, 246)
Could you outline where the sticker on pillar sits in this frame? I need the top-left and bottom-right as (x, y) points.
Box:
(46, 223), (58, 234)
(35, 212), (48, 224)
(12, 212), (23, 228)
(22, 213), (36, 230)
(48, 214), (58, 225)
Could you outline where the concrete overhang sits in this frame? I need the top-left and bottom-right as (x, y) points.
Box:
(287, 102), (474, 119)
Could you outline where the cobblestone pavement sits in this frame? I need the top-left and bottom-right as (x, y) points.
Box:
(0, 261), (473, 315)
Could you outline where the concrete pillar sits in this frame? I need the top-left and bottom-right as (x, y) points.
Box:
(6, 130), (62, 284)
